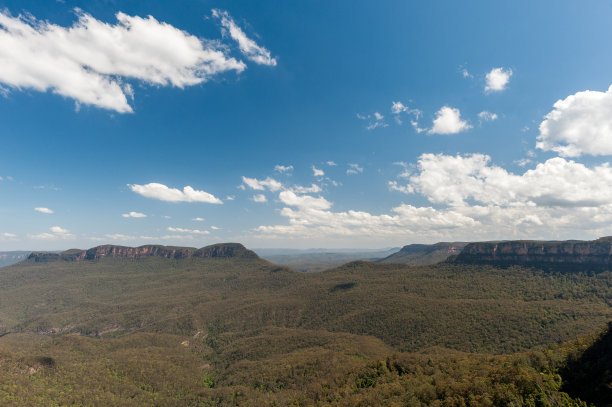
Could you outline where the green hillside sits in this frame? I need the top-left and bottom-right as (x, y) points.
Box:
(380, 242), (468, 265)
(0, 246), (611, 405)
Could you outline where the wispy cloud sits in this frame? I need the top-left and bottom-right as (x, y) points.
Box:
(241, 176), (282, 191)
(122, 211), (147, 218)
(346, 163), (363, 175)
(167, 226), (209, 235)
(252, 194), (267, 203)
(274, 165), (293, 173)
(212, 9), (277, 66)
(34, 207), (54, 214)
(312, 166), (325, 177)
(357, 112), (388, 130)
(478, 111), (498, 123)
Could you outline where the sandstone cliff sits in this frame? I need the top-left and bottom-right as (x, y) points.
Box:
(28, 243), (259, 262)
(453, 237), (612, 271)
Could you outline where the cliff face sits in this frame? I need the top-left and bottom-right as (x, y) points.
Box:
(28, 243), (259, 262)
(453, 237), (612, 271)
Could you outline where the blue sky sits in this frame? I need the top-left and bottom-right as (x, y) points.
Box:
(2, 0), (612, 250)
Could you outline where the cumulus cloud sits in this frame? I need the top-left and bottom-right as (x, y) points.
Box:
(485, 67), (513, 92)
(122, 211), (147, 218)
(0, 10), (247, 113)
(129, 183), (222, 204)
(312, 166), (325, 177)
(274, 165), (293, 173)
(536, 85), (612, 157)
(346, 163), (363, 175)
(327, 161), (337, 166)
(478, 111), (498, 122)
(428, 106), (472, 135)
(30, 226), (73, 240)
(254, 153), (612, 243)
(212, 9), (276, 66)
(167, 226), (209, 234)
(2, 232), (16, 238)
(404, 153), (612, 209)
(34, 207), (54, 214)
(242, 176), (282, 191)
(252, 194), (267, 203)
(192, 217), (205, 221)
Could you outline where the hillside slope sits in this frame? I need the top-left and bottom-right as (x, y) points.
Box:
(380, 242), (467, 265)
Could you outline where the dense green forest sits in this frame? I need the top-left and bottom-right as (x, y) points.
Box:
(0, 252), (611, 405)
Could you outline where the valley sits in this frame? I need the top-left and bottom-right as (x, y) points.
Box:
(0, 241), (611, 405)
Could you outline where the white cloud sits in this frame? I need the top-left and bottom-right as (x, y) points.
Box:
(254, 153), (612, 243)
(462, 69), (472, 78)
(2, 232), (16, 238)
(226, 195), (235, 201)
(274, 165), (293, 173)
(478, 111), (498, 122)
(388, 180), (414, 194)
(312, 166), (325, 177)
(0, 10), (246, 113)
(211, 226), (220, 230)
(410, 120), (427, 133)
(291, 184), (322, 194)
(393, 161), (412, 179)
(212, 9), (276, 66)
(252, 194), (267, 203)
(327, 161), (337, 166)
(122, 211), (147, 218)
(485, 67), (513, 92)
(391, 101), (423, 126)
(428, 106), (472, 135)
(536, 85), (612, 157)
(50, 226), (69, 234)
(514, 158), (532, 167)
(241, 176), (282, 191)
(346, 163), (363, 175)
(391, 101), (409, 114)
(129, 183), (222, 204)
(406, 153), (612, 208)
(30, 226), (73, 240)
(192, 217), (205, 221)
(357, 111), (388, 130)
(167, 226), (209, 235)
(34, 207), (54, 214)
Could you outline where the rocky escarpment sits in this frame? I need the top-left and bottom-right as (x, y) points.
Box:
(453, 237), (612, 271)
(28, 243), (259, 262)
